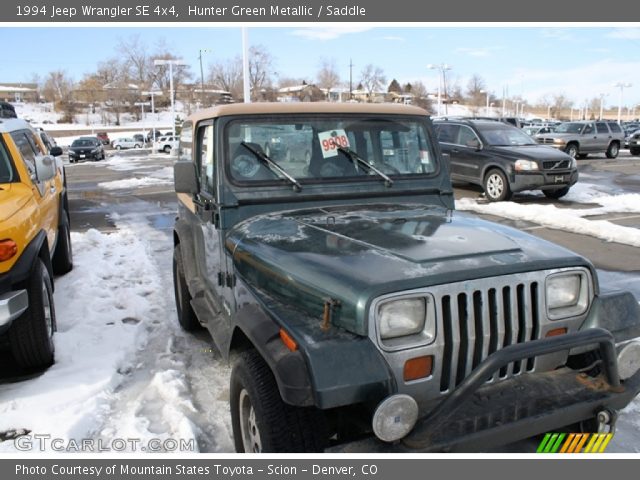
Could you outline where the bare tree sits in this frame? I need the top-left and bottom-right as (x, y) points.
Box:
(552, 93), (573, 118)
(359, 64), (386, 102)
(42, 71), (76, 122)
(248, 45), (275, 101)
(316, 58), (341, 94)
(208, 56), (243, 100)
(465, 74), (487, 114)
(117, 34), (153, 88)
(406, 81), (433, 113)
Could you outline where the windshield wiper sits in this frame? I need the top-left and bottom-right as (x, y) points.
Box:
(336, 146), (394, 187)
(241, 141), (302, 192)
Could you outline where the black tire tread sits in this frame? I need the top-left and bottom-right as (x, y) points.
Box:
(8, 260), (55, 369)
(231, 349), (327, 453)
(52, 214), (73, 275)
(173, 245), (200, 331)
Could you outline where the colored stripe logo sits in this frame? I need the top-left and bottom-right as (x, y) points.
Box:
(537, 433), (613, 453)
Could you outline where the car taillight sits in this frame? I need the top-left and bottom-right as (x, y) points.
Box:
(0, 239), (18, 262)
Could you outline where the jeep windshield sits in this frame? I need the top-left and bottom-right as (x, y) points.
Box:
(555, 123), (586, 134)
(477, 124), (537, 146)
(225, 115), (437, 185)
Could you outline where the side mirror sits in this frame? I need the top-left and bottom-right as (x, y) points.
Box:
(35, 155), (57, 182)
(174, 161), (199, 194)
(49, 146), (63, 157)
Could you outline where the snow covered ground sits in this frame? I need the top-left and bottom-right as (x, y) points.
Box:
(1, 150), (640, 454)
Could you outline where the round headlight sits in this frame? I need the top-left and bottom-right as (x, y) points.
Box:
(372, 394), (419, 442)
(378, 298), (426, 339)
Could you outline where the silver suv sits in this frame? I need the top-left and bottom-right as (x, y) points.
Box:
(536, 120), (624, 159)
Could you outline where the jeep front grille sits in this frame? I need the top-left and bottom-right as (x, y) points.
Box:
(439, 281), (541, 393)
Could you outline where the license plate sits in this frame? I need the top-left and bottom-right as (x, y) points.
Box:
(554, 175), (564, 183)
(79, 154), (85, 159)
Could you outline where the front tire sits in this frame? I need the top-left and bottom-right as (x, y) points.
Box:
(230, 349), (327, 453)
(565, 143), (579, 158)
(606, 142), (619, 159)
(172, 245), (199, 331)
(483, 169), (512, 202)
(8, 259), (56, 369)
(52, 213), (73, 274)
(116, 145), (121, 150)
(163, 145), (171, 154)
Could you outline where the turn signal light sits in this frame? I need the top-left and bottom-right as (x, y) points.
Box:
(0, 239), (17, 262)
(279, 328), (298, 352)
(546, 327), (568, 338)
(403, 356), (433, 382)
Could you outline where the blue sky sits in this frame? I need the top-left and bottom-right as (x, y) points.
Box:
(1, 26), (639, 107)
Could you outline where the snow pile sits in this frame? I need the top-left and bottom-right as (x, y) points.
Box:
(457, 183), (640, 248)
(98, 177), (171, 191)
(0, 227), (163, 451)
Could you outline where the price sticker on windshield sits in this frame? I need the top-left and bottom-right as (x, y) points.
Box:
(318, 129), (350, 158)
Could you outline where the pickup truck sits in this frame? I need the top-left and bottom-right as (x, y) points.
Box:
(172, 103), (640, 452)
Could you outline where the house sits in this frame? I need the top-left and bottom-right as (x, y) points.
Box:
(0, 83), (39, 103)
(277, 82), (324, 102)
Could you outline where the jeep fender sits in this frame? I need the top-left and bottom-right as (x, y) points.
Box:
(229, 291), (394, 410)
(579, 292), (640, 343)
(173, 218), (198, 294)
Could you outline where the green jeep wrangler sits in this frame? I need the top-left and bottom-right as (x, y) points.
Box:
(172, 103), (640, 453)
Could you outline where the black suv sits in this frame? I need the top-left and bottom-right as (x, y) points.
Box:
(68, 136), (105, 163)
(434, 119), (578, 201)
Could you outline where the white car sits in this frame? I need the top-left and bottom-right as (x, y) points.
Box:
(112, 137), (142, 150)
(153, 136), (179, 153)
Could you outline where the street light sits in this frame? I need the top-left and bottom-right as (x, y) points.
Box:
(198, 49), (210, 108)
(154, 58), (188, 137)
(480, 89), (490, 115)
(598, 93), (608, 120)
(142, 90), (162, 143)
(427, 63), (452, 116)
(613, 82), (632, 124)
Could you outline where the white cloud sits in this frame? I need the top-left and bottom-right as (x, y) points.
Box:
(539, 28), (576, 41)
(607, 28), (640, 40)
(290, 27), (372, 41)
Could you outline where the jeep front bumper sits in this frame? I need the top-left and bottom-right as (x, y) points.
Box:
(341, 328), (640, 452)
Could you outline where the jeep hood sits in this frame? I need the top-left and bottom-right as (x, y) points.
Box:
(226, 203), (590, 336)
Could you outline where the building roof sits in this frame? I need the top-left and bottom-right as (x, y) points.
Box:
(186, 102), (428, 123)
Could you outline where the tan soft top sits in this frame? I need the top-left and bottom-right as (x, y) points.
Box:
(186, 102), (428, 124)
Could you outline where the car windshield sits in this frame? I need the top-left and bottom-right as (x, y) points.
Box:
(476, 124), (537, 146)
(555, 123), (585, 134)
(71, 139), (95, 147)
(225, 115), (437, 184)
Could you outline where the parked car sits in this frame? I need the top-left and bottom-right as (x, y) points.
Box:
(153, 135), (179, 153)
(133, 134), (145, 144)
(146, 130), (162, 143)
(96, 132), (110, 145)
(35, 128), (58, 153)
(536, 120), (624, 159)
(628, 130), (640, 156)
(523, 125), (555, 137)
(1, 118), (72, 370)
(623, 124), (640, 149)
(434, 118), (578, 201)
(171, 102), (640, 453)
(0, 101), (17, 119)
(68, 136), (105, 162)
(112, 137), (143, 150)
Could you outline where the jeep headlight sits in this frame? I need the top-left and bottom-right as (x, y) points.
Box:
(514, 159), (539, 172)
(377, 297), (436, 348)
(546, 271), (590, 319)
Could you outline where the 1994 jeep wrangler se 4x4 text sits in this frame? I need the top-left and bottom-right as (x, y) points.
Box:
(172, 103), (640, 453)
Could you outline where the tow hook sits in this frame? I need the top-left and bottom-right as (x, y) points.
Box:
(596, 410), (617, 434)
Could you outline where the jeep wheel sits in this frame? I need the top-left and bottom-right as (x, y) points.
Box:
(543, 186), (570, 200)
(172, 245), (200, 331)
(483, 169), (512, 202)
(564, 143), (579, 158)
(230, 349), (327, 453)
(631, 148), (640, 156)
(606, 142), (619, 159)
(8, 259), (55, 369)
(52, 212), (73, 274)
(116, 145), (122, 150)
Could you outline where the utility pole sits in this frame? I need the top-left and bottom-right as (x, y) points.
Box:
(142, 90), (162, 143)
(242, 28), (250, 103)
(198, 49), (210, 108)
(154, 59), (187, 138)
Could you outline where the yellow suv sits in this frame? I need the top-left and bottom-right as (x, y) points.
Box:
(0, 118), (72, 369)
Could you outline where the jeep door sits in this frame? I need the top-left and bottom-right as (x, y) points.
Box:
(10, 130), (58, 249)
(190, 121), (233, 350)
